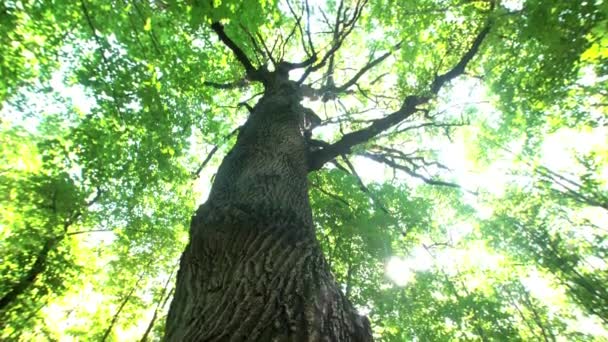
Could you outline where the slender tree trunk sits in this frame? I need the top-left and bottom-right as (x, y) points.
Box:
(141, 288), (173, 342)
(0, 237), (60, 313)
(141, 269), (176, 342)
(0, 201), (90, 316)
(102, 269), (146, 342)
(165, 79), (372, 341)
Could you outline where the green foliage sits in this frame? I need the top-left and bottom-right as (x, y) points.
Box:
(481, 0), (607, 149)
(482, 188), (608, 326)
(1, 0), (607, 340)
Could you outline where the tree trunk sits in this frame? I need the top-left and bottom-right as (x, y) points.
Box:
(0, 237), (60, 313)
(165, 79), (372, 341)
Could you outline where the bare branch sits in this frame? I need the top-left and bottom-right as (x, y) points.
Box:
(323, 0), (346, 91)
(268, 33), (281, 64)
(240, 24), (267, 64)
(102, 269), (148, 342)
(257, 31), (278, 66)
(193, 126), (242, 178)
(361, 152), (463, 190)
(378, 120), (468, 140)
(370, 145), (452, 172)
(304, 0), (316, 56)
(536, 166), (608, 211)
(297, 0), (368, 84)
(281, 0), (317, 67)
(140, 266), (176, 342)
(281, 0), (306, 61)
(310, 182), (351, 208)
(67, 229), (114, 236)
(326, 41), (402, 97)
(341, 155), (390, 214)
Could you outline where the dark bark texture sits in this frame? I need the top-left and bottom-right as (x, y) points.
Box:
(165, 76), (372, 341)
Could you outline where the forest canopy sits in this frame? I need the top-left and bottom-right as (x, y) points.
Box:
(1, 0), (607, 340)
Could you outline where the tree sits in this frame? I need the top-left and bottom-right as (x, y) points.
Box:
(1, 0), (607, 340)
(163, 1), (492, 339)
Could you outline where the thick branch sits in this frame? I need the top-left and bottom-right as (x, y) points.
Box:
(308, 24), (491, 171)
(308, 95), (427, 170)
(211, 22), (260, 79)
(203, 79), (249, 90)
(279, 55), (317, 71)
(431, 25), (491, 93)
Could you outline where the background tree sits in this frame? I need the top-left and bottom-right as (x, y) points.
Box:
(1, 0), (606, 340)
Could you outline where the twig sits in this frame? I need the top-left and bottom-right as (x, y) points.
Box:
(193, 126), (241, 178)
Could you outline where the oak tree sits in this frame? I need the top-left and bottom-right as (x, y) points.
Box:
(1, 0), (606, 340)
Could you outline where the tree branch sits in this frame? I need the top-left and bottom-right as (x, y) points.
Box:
(297, 0), (368, 84)
(361, 152), (463, 190)
(430, 25), (491, 93)
(326, 41), (402, 97)
(240, 24), (267, 65)
(303, 0), (316, 57)
(307, 24), (491, 171)
(310, 182), (351, 208)
(210, 22), (260, 80)
(308, 95), (427, 170)
(193, 126), (242, 178)
(369, 145), (452, 171)
(341, 155), (390, 214)
(0, 189), (103, 312)
(323, 0), (346, 91)
(279, 55), (317, 71)
(102, 269), (147, 342)
(0, 236), (60, 313)
(67, 229), (114, 236)
(140, 267), (176, 342)
(203, 78), (249, 89)
(283, 0), (316, 66)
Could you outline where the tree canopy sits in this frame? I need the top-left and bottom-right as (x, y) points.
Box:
(1, 0), (607, 340)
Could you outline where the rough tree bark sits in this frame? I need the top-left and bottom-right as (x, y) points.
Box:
(164, 71), (372, 341)
(165, 11), (490, 339)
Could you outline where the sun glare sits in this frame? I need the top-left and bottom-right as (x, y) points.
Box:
(386, 256), (415, 286)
